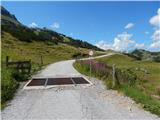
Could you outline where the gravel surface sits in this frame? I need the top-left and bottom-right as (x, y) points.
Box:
(2, 54), (160, 120)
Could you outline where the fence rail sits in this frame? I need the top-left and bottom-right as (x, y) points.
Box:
(6, 56), (31, 74)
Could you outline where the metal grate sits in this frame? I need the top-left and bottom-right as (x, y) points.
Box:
(47, 78), (73, 85)
(26, 77), (89, 86)
(27, 78), (46, 86)
(72, 77), (89, 84)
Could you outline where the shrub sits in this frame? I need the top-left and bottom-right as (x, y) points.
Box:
(12, 71), (30, 81)
(72, 52), (88, 59)
(1, 68), (19, 104)
(115, 68), (137, 86)
(104, 75), (113, 89)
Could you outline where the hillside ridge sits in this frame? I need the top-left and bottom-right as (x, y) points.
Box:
(1, 6), (102, 51)
(130, 49), (160, 62)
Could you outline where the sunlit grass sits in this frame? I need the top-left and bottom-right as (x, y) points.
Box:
(97, 54), (160, 96)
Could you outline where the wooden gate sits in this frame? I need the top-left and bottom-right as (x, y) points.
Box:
(6, 56), (31, 74)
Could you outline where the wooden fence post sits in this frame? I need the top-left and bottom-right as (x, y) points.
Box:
(41, 56), (43, 66)
(112, 64), (116, 88)
(28, 59), (31, 74)
(6, 56), (9, 67)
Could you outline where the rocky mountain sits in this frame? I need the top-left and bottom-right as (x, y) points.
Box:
(1, 6), (103, 51)
(130, 49), (160, 62)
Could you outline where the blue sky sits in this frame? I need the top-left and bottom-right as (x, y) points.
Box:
(2, 1), (160, 51)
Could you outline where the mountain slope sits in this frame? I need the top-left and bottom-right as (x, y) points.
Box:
(2, 32), (92, 69)
(131, 49), (160, 62)
(1, 6), (103, 51)
(1, 6), (21, 25)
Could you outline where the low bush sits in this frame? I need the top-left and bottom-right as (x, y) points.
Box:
(12, 71), (30, 81)
(1, 68), (19, 105)
(115, 68), (137, 86)
(104, 75), (113, 89)
(72, 52), (88, 59)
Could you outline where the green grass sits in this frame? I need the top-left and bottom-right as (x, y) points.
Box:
(97, 54), (160, 97)
(74, 53), (160, 116)
(73, 61), (90, 76)
(2, 32), (104, 66)
(2, 32), (95, 72)
(2, 32), (106, 74)
(1, 15), (20, 25)
(117, 84), (160, 116)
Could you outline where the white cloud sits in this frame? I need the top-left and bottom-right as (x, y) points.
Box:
(151, 28), (160, 42)
(150, 41), (160, 49)
(149, 8), (160, 27)
(113, 32), (135, 51)
(95, 40), (113, 50)
(50, 22), (60, 29)
(158, 8), (160, 14)
(150, 28), (160, 49)
(125, 23), (134, 29)
(29, 22), (38, 28)
(149, 8), (160, 49)
(135, 43), (145, 49)
(96, 32), (136, 52)
(145, 31), (149, 35)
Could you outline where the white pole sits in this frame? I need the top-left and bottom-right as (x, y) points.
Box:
(112, 64), (115, 88)
(89, 50), (93, 80)
(90, 56), (91, 80)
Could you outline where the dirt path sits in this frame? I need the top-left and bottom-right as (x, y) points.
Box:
(2, 53), (159, 120)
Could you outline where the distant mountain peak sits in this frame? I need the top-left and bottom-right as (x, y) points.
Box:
(130, 49), (160, 62)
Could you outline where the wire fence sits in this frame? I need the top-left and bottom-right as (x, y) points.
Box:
(76, 59), (137, 88)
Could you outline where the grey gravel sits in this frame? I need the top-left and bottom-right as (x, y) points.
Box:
(2, 54), (160, 120)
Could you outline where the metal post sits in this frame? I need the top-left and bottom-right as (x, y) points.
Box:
(28, 59), (31, 74)
(89, 56), (91, 80)
(112, 64), (115, 88)
(89, 50), (93, 80)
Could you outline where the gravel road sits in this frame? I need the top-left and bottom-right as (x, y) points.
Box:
(2, 53), (159, 120)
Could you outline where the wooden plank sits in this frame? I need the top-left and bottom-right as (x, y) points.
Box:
(6, 56), (32, 74)
(6, 56), (9, 67)
(7, 61), (31, 65)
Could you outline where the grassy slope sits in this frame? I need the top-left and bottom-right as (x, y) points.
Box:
(74, 54), (160, 116)
(2, 32), (95, 71)
(1, 15), (20, 25)
(97, 54), (160, 97)
(2, 32), (104, 66)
